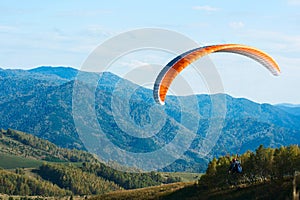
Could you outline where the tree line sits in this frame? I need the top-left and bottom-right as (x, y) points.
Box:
(80, 162), (181, 190)
(199, 144), (300, 189)
(0, 168), (71, 196)
(37, 163), (121, 195)
(1, 129), (98, 163)
(0, 128), (182, 197)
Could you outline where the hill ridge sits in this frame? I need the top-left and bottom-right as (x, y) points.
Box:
(0, 66), (299, 172)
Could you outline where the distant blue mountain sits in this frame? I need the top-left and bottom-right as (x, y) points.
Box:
(29, 66), (78, 80)
(0, 66), (299, 172)
(275, 103), (300, 116)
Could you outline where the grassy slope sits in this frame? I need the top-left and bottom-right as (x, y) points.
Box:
(90, 180), (293, 200)
(0, 152), (43, 169)
(160, 172), (202, 182)
(91, 182), (192, 200)
(164, 181), (292, 200)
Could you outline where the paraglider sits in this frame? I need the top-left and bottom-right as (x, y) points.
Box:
(153, 44), (280, 105)
(228, 158), (242, 174)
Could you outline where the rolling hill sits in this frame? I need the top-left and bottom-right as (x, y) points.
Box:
(1, 130), (297, 199)
(0, 128), (184, 197)
(0, 66), (300, 172)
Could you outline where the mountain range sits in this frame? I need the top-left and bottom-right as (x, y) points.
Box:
(0, 66), (299, 172)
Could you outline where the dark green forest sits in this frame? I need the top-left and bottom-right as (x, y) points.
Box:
(92, 145), (300, 200)
(80, 162), (181, 189)
(0, 129), (180, 197)
(1, 129), (300, 199)
(0, 168), (71, 197)
(37, 163), (120, 195)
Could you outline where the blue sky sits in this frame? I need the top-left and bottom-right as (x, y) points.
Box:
(0, 0), (299, 104)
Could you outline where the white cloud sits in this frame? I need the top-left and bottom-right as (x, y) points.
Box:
(120, 59), (150, 69)
(229, 22), (245, 29)
(192, 5), (219, 12)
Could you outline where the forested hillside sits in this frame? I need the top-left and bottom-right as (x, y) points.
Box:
(0, 129), (98, 163)
(0, 129), (181, 198)
(1, 124), (298, 199)
(199, 144), (300, 189)
(0, 169), (71, 197)
(91, 145), (300, 200)
(37, 163), (121, 195)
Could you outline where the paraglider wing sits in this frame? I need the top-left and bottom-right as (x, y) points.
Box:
(153, 44), (280, 105)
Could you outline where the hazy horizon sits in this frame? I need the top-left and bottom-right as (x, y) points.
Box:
(1, 65), (299, 106)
